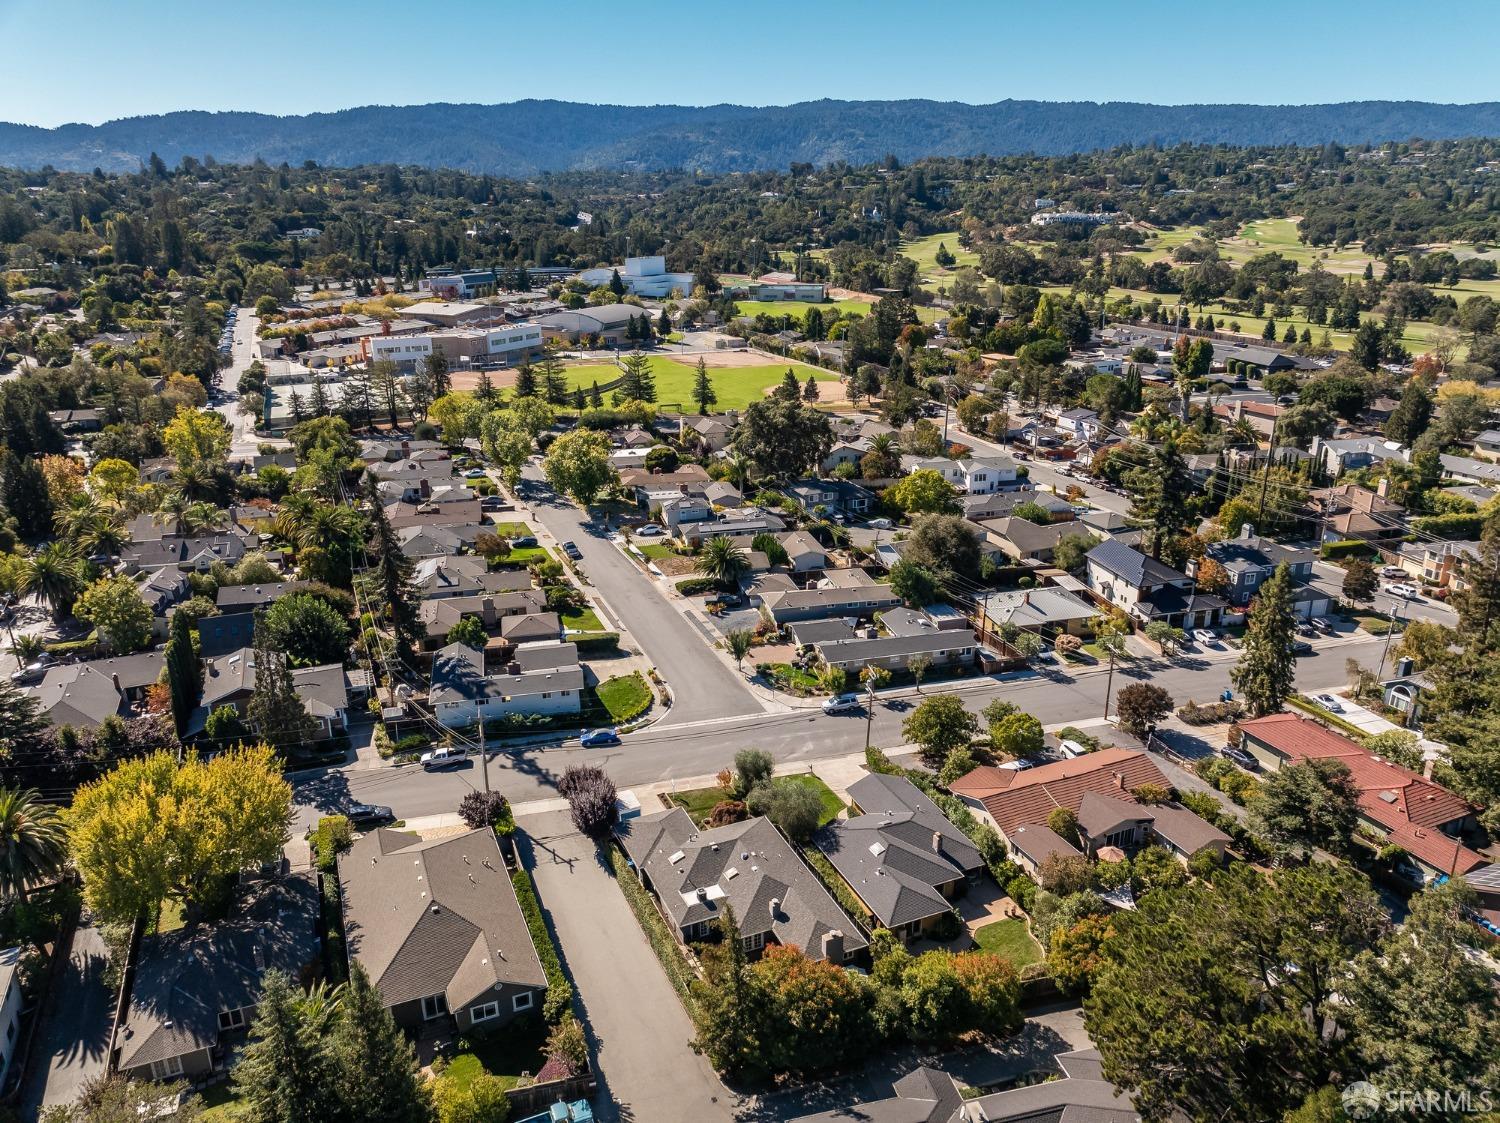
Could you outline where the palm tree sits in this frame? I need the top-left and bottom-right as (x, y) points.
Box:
(75, 514), (131, 559)
(725, 628), (755, 672)
(181, 502), (227, 535)
(155, 489), (193, 536)
(10, 635), (44, 665)
(22, 542), (83, 623)
(0, 788), (67, 902)
(696, 535), (750, 591)
(54, 494), (108, 541)
(172, 462), (217, 503)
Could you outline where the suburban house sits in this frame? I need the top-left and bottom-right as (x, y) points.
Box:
(784, 478), (875, 518)
(412, 556), (532, 600)
(397, 523), (490, 559)
(1085, 540), (1226, 629)
(814, 627), (978, 675)
(779, 531), (829, 573)
(215, 581), (307, 613)
(1054, 407), (1102, 442)
(1395, 539), (1480, 591)
(418, 589), (549, 647)
(1193, 524), (1332, 619)
(761, 584), (902, 625)
(1382, 663), (1432, 727)
(1471, 429), (1500, 459)
(198, 612), (257, 658)
(679, 415), (737, 454)
(1309, 483), (1406, 545)
(1440, 453), (1500, 486)
(1236, 713), (1486, 881)
(616, 810), (869, 963)
(978, 587), (1097, 637)
(427, 641), (583, 727)
(965, 1049), (1140, 1123)
(115, 872), (320, 1083)
(28, 653), (165, 729)
(198, 649), (357, 738)
(383, 497), (485, 530)
(979, 516), (1074, 564)
(136, 567), (192, 633)
(950, 749), (1226, 873)
(818, 773), (983, 940)
(1309, 435), (1408, 479)
(339, 827), (548, 1031)
(962, 489), (1070, 523)
(902, 455), (1019, 495)
(789, 1067), (963, 1123)
(121, 533), (252, 574)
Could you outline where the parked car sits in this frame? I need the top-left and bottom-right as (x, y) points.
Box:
(1380, 565), (1406, 579)
(1310, 616), (1336, 634)
(1057, 739), (1089, 759)
(1192, 628), (1218, 646)
(706, 593), (743, 610)
(560, 541), (583, 560)
(479, 497), (506, 512)
(420, 747), (469, 770)
(346, 803), (394, 829)
(867, 517), (893, 529)
(636, 524), (665, 537)
(1222, 746), (1260, 771)
(1292, 638), (1313, 656)
(1311, 693), (1344, 713)
(1386, 583), (1420, 600)
(998, 758), (1039, 771)
(822, 693), (861, 714)
(8, 660), (49, 684)
(509, 535), (538, 548)
(463, 468), (488, 479)
(1296, 621), (1317, 637)
(580, 728), (621, 748)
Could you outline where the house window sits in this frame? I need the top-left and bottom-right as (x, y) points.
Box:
(421, 994), (449, 1021)
(218, 1007), (247, 1031)
(151, 1055), (185, 1080)
(471, 1001), (501, 1023)
(1105, 828), (1135, 849)
(742, 931), (765, 952)
(688, 921), (711, 940)
(512, 991), (534, 1013)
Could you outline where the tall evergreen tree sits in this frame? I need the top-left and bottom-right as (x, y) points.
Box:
(690, 905), (767, 1082)
(164, 608), (201, 736)
(309, 376), (330, 418)
(1230, 561), (1298, 716)
(589, 381), (604, 408)
(692, 357), (717, 415)
(777, 368), (802, 401)
(288, 387), (306, 425)
(363, 474), (421, 662)
(233, 971), (337, 1123)
(1451, 517), (1500, 645)
(327, 963), (432, 1123)
(1126, 439), (1194, 560)
(245, 616), (318, 748)
(2, 451), (53, 540)
(539, 354), (569, 405)
(473, 368), (496, 405)
(424, 351), (450, 397)
(513, 360), (538, 399)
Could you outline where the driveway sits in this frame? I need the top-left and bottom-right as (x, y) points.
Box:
(21, 920), (113, 1112)
(519, 810), (735, 1122)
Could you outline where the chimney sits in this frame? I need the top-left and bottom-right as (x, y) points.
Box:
(931, 830), (943, 855)
(769, 897), (781, 920)
(506, 661), (520, 675)
(1113, 771), (1125, 790)
(481, 598), (497, 626)
(1377, 476), (1390, 499)
(111, 673), (122, 695)
(820, 930), (844, 963)
(401, 439), (410, 455)
(1021, 591), (1030, 606)
(419, 478), (431, 498)
(1239, 522), (1255, 541)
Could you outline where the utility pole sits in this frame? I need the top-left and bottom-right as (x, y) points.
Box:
(863, 675), (877, 751)
(1103, 648), (1117, 722)
(1256, 415), (1279, 528)
(1377, 594), (1412, 678)
(477, 702), (490, 793)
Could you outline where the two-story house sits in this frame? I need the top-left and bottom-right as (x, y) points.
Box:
(1192, 524), (1332, 620)
(1085, 540), (1226, 630)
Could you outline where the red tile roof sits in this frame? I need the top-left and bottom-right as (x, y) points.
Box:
(1239, 713), (1485, 874)
(952, 748), (1170, 837)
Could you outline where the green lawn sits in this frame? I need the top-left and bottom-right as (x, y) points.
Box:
(492, 545), (549, 567)
(563, 355), (839, 411)
(669, 784), (730, 824)
(489, 521), (534, 537)
(900, 231), (980, 290)
(973, 918), (1044, 967)
(593, 671), (652, 722)
(733, 297), (944, 326)
(636, 541), (679, 561)
(777, 774), (845, 826)
(560, 605), (604, 632)
(669, 774), (843, 827)
(438, 1015), (550, 1092)
(199, 1083), (247, 1121)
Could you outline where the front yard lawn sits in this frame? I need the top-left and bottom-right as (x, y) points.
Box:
(593, 672), (652, 723)
(561, 605), (604, 632)
(777, 774), (844, 826)
(490, 521), (534, 537)
(636, 542), (680, 561)
(493, 545), (550, 567)
(668, 774), (843, 827)
(1350, 610), (1402, 636)
(973, 918), (1044, 967)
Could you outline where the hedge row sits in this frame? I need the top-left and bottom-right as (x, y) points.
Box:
(674, 577), (720, 596)
(607, 845), (700, 1016)
(573, 632), (621, 653)
(510, 863), (574, 1024)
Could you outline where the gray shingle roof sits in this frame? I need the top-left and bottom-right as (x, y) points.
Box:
(616, 810), (867, 960)
(1086, 539), (1185, 588)
(339, 828), (547, 1011)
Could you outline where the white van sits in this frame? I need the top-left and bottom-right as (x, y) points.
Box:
(1057, 739), (1089, 759)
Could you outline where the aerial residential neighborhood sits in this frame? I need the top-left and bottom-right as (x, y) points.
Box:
(0, 7), (1497, 1123)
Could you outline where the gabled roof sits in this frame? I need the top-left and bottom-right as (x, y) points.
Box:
(1007, 823), (1084, 867)
(981, 587), (1097, 629)
(1086, 539), (1185, 589)
(117, 873), (320, 1071)
(215, 581), (306, 610)
(616, 810), (867, 959)
(789, 1066), (963, 1123)
(30, 665), (126, 728)
(818, 773), (984, 928)
(340, 828), (546, 1011)
(950, 748), (1170, 837)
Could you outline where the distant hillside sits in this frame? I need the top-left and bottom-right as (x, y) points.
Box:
(4, 99), (1500, 175)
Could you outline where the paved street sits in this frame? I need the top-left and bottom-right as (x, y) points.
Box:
(514, 465), (764, 727)
(213, 306), (287, 458)
(20, 921), (113, 1112)
(290, 632), (1390, 829)
(520, 811), (735, 1123)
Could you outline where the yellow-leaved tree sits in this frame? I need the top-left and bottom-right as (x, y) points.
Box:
(161, 406), (232, 474)
(68, 746), (292, 924)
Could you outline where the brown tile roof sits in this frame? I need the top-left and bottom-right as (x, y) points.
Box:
(951, 748), (1169, 836)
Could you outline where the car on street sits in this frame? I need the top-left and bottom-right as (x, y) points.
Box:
(560, 541), (583, 560)
(509, 535), (538, 548)
(9, 660), (50, 684)
(420, 746), (469, 770)
(346, 803), (394, 828)
(1192, 628), (1218, 646)
(822, 693), (861, 714)
(580, 728), (621, 748)
(1292, 638), (1313, 655)
(1221, 746), (1260, 771)
(1311, 693), (1345, 713)
(867, 517), (893, 529)
(1385, 583), (1420, 600)
(635, 524), (665, 537)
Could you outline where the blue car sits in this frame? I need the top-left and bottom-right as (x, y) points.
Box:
(580, 728), (621, 748)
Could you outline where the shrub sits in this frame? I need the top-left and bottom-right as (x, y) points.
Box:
(747, 780), (822, 843)
(458, 790), (515, 834)
(1177, 699), (1242, 725)
(1006, 873), (1038, 912)
(511, 865), (573, 1023)
(706, 800), (748, 828)
(675, 576), (719, 596)
(559, 764), (617, 838)
(1320, 539), (1374, 560)
(572, 632), (621, 653)
(394, 734), (428, 755)
(544, 1014), (588, 1075)
(930, 909), (963, 942)
(311, 815), (352, 873)
(731, 748), (774, 798)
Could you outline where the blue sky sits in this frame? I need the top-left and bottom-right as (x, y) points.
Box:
(4, 0), (1499, 126)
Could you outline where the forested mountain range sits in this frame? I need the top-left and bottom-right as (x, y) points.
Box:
(5, 98), (1500, 175)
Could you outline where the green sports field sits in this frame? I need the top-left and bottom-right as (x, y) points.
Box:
(733, 297), (945, 325)
(562, 355), (840, 410)
(900, 230), (980, 289)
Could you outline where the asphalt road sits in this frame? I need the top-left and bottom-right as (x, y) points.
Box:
(290, 633), (1390, 830)
(213, 306), (285, 458)
(513, 464), (763, 728)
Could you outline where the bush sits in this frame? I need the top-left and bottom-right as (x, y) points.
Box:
(1006, 873), (1038, 912)
(573, 632), (621, 653)
(675, 576), (719, 596)
(746, 780), (822, 843)
(311, 815), (352, 873)
(1177, 699), (1242, 725)
(544, 1014), (588, 1075)
(731, 748), (774, 798)
(511, 865), (574, 1023)
(559, 764), (617, 837)
(930, 909), (963, 941)
(458, 790), (515, 834)
(394, 734), (429, 755)
(1320, 539), (1374, 560)
(706, 800), (748, 827)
